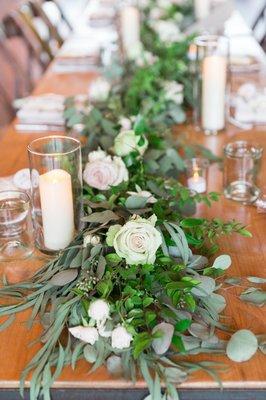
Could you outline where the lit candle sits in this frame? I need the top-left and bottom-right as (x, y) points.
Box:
(120, 6), (141, 59)
(202, 55), (227, 132)
(188, 171), (207, 193)
(194, 0), (211, 20)
(39, 169), (74, 251)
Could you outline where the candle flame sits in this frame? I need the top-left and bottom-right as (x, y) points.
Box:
(193, 171), (200, 180)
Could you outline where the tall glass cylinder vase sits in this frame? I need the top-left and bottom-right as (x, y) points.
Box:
(28, 136), (83, 255)
(193, 35), (230, 135)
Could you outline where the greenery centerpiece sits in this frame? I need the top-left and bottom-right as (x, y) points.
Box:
(0, 1), (266, 400)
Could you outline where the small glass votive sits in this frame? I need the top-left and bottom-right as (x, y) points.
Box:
(185, 158), (210, 193)
(28, 136), (83, 255)
(0, 190), (34, 261)
(223, 141), (263, 204)
(193, 35), (229, 135)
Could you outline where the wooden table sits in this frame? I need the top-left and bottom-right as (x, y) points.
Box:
(0, 56), (266, 400)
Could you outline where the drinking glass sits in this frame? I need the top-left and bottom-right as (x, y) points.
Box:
(223, 141), (263, 204)
(0, 190), (34, 261)
(28, 136), (83, 255)
(193, 35), (230, 135)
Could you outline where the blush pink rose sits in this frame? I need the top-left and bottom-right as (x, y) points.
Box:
(83, 150), (128, 191)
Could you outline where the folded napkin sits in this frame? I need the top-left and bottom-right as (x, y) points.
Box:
(232, 83), (266, 125)
(15, 94), (65, 127)
(53, 36), (102, 73)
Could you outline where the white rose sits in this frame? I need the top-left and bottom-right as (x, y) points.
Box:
(111, 325), (132, 349)
(114, 130), (148, 157)
(158, 0), (172, 9)
(162, 80), (184, 105)
(150, 7), (164, 20)
(153, 20), (184, 43)
(88, 299), (110, 323)
(83, 233), (101, 247)
(118, 116), (132, 131)
(135, 51), (158, 67)
(69, 326), (99, 345)
(88, 77), (111, 102)
(112, 214), (162, 265)
(83, 150), (128, 190)
(88, 148), (107, 162)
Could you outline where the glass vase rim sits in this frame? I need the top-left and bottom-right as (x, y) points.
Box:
(0, 190), (30, 211)
(224, 140), (263, 157)
(27, 135), (81, 157)
(184, 157), (210, 168)
(194, 34), (229, 47)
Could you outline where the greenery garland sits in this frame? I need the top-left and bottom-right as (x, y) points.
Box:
(0, 1), (265, 400)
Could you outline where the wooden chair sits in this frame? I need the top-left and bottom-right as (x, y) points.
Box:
(251, 3), (266, 50)
(18, 3), (54, 60)
(2, 11), (50, 71)
(18, 0), (72, 61)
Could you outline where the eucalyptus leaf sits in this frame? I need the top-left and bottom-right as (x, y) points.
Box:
(188, 323), (210, 340)
(212, 255), (232, 270)
(203, 293), (226, 313)
(191, 276), (215, 297)
(106, 355), (123, 376)
(247, 276), (266, 284)
(96, 255), (106, 279)
(50, 269), (78, 287)
(125, 196), (148, 209)
(84, 344), (97, 364)
(226, 330), (258, 362)
(240, 288), (266, 306)
(82, 210), (120, 224)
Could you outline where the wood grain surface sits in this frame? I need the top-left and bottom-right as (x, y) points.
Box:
(0, 57), (265, 391)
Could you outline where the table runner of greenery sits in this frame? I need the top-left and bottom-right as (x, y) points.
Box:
(0, 1), (265, 400)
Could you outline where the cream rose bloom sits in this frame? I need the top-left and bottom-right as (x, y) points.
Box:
(69, 326), (99, 345)
(83, 149), (128, 190)
(153, 20), (184, 43)
(88, 77), (111, 102)
(88, 299), (110, 323)
(110, 214), (162, 265)
(114, 130), (148, 157)
(162, 81), (184, 105)
(111, 326), (132, 349)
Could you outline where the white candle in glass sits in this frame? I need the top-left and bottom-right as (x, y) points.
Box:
(188, 171), (206, 193)
(201, 55), (227, 132)
(39, 169), (74, 251)
(194, 0), (211, 20)
(120, 6), (141, 58)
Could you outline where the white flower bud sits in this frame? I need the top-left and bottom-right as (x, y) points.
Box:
(111, 325), (132, 349)
(83, 234), (101, 247)
(88, 299), (110, 323)
(69, 326), (99, 345)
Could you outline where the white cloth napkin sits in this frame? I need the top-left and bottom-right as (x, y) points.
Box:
(15, 94), (65, 126)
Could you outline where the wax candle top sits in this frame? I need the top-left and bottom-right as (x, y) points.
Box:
(40, 169), (71, 184)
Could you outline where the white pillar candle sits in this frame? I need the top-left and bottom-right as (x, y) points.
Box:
(120, 6), (141, 59)
(39, 169), (74, 251)
(194, 0), (211, 20)
(201, 55), (227, 132)
(188, 172), (207, 193)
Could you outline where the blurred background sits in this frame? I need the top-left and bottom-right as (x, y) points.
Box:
(0, 0), (265, 128)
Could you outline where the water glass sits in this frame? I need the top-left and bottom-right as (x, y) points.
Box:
(0, 190), (34, 261)
(223, 141), (263, 204)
